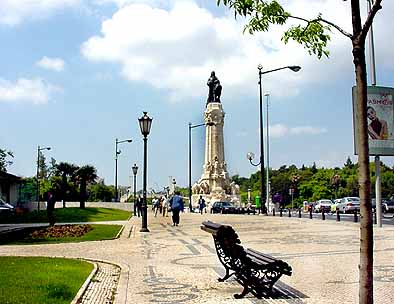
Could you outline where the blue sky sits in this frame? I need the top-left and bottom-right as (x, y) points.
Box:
(1, 0), (393, 191)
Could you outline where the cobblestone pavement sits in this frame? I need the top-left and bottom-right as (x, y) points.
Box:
(0, 213), (394, 304)
(80, 261), (121, 304)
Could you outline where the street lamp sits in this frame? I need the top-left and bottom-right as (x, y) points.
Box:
(250, 64), (301, 214)
(138, 112), (152, 232)
(115, 138), (132, 202)
(132, 163), (138, 215)
(36, 145), (51, 211)
(265, 93), (270, 212)
(188, 121), (214, 212)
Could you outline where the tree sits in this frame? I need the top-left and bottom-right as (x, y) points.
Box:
(38, 150), (49, 180)
(216, 1), (382, 302)
(55, 162), (79, 208)
(76, 165), (98, 209)
(0, 149), (14, 172)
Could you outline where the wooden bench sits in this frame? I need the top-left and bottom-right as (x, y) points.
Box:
(201, 220), (292, 299)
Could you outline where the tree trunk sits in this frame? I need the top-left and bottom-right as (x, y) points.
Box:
(353, 41), (373, 304)
(80, 180), (86, 209)
(62, 174), (67, 208)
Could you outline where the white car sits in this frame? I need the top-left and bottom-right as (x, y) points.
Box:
(337, 197), (360, 213)
(0, 198), (15, 215)
(314, 199), (333, 213)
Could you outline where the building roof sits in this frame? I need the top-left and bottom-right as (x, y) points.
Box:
(0, 171), (22, 182)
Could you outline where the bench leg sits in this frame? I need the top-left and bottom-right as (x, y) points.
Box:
(234, 285), (249, 299)
(218, 268), (234, 282)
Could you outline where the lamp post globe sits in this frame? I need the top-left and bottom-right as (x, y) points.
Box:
(139, 112), (152, 232)
(138, 111), (152, 137)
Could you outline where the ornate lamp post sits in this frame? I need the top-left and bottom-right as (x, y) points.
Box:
(248, 64), (301, 214)
(115, 138), (132, 202)
(132, 163), (138, 215)
(138, 112), (152, 232)
(188, 121), (214, 212)
(36, 145), (51, 211)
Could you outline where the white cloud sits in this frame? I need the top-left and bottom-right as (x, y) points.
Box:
(270, 124), (289, 138)
(0, 78), (59, 104)
(36, 56), (65, 72)
(290, 126), (327, 135)
(0, 0), (80, 26)
(81, 0), (394, 101)
(269, 124), (327, 138)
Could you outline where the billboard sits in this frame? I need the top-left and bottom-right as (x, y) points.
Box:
(353, 86), (394, 156)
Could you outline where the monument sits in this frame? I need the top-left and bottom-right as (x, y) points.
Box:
(192, 72), (240, 208)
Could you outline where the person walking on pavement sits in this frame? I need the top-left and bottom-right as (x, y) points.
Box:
(46, 191), (56, 226)
(169, 191), (184, 226)
(135, 195), (142, 217)
(198, 195), (206, 215)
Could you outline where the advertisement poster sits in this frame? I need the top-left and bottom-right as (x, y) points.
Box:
(353, 86), (394, 156)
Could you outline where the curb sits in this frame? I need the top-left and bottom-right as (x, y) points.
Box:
(72, 258), (124, 304)
(115, 224), (126, 239)
(71, 261), (98, 304)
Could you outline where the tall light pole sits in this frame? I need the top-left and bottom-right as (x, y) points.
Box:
(138, 112), (152, 232)
(265, 93), (270, 212)
(188, 121), (214, 212)
(366, 0), (381, 228)
(255, 64), (300, 214)
(36, 145), (51, 211)
(115, 138), (132, 202)
(132, 163), (138, 215)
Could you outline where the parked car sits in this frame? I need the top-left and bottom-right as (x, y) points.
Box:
(314, 199), (333, 213)
(383, 199), (394, 213)
(210, 201), (237, 214)
(337, 197), (360, 213)
(371, 198), (389, 210)
(0, 198), (15, 215)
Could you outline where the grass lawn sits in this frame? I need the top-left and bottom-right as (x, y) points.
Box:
(0, 256), (93, 304)
(0, 207), (131, 224)
(0, 224), (122, 245)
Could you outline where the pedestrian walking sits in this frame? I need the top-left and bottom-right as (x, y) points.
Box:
(153, 197), (160, 217)
(135, 195), (142, 217)
(46, 191), (56, 226)
(198, 195), (206, 215)
(161, 196), (167, 217)
(169, 191), (184, 226)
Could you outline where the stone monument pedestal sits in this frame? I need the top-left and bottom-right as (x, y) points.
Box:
(192, 95), (240, 209)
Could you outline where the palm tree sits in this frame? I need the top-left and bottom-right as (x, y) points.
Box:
(76, 165), (98, 209)
(55, 162), (79, 208)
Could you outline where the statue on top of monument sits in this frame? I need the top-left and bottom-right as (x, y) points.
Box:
(207, 71), (222, 105)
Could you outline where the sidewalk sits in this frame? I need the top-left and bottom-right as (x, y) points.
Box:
(0, 213), (394, 303)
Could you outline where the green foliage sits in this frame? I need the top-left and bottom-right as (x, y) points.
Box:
(283, 18), (331, 58)
(19, 177), (37, 203)
(0, 148), (14, 172)
(88, 182), (115, 202)
(233, 159), (394, 205)
(38, 150), (49, 180)
(217, 0), (331, 59)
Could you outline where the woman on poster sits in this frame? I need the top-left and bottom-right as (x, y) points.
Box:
(367, 106), (388, 140)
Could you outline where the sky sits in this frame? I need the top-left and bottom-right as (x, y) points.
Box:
(1, 0), (394, 191)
